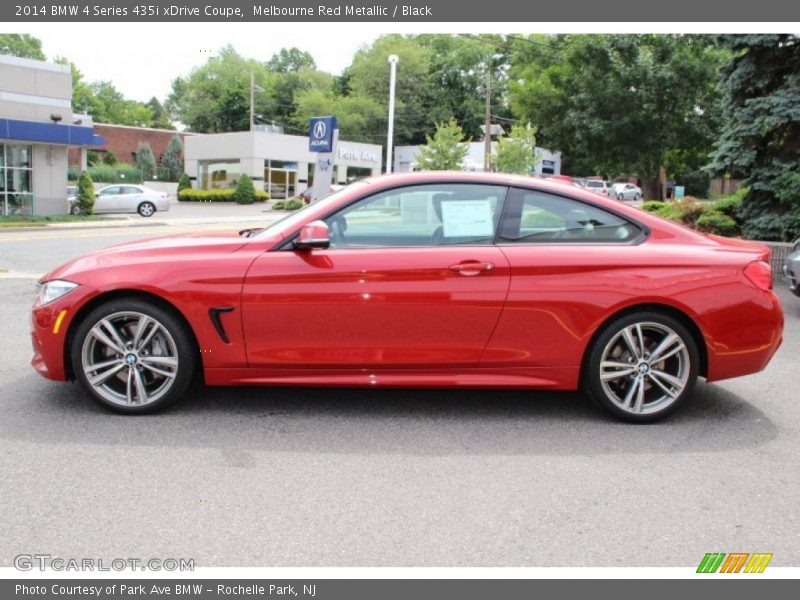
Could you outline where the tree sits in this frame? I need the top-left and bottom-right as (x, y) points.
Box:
(494, 124), (538, 174)
(161, 135), (184, 181)
(234, 173), (256, 204)
(293, 88), (384, 142)
(177, 173), (192, 194)
(102, 150), (117, 165)
(135, 142), (157, 181)
(267, 48), (316, 72)
(0, 34), (45, 60)
(146, 97), (174, 129)
(509, 35), (725, 198)
(706, 35), (800, 241)
(76, 171), (95, 215)
(415, 119), (469, 171)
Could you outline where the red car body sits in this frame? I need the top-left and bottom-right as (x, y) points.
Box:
(32, 172), (783, 396)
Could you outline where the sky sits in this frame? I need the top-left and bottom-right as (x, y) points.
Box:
(8, 23), (381, 102)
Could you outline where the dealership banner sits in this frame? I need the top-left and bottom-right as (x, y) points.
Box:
(3, 579), (799, 599)
(3, 0), (800, 22)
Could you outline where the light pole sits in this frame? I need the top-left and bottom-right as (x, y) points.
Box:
(386, 54), (399, 174)
(249, 72), (265, 132)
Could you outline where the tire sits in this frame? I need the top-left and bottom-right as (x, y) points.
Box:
(71, 298), (196, 414)
(137, 201), (156, 217)
(69, 204), (81, 215)
(583, 311), (699, 423)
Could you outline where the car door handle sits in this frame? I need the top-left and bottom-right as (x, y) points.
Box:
(448, 261), (495, 276)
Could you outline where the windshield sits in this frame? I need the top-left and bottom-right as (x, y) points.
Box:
(253, 181), (369, 238)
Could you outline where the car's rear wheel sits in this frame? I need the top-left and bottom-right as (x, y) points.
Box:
(69, 203), (81, 215)
(71, 299), (196, 414)
(584, 312), (699, 423)
(137, 201), (156, 217)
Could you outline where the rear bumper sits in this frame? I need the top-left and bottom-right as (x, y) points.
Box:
(703, 289), (784, 382)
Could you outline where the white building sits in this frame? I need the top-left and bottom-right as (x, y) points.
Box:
(184, 131), (382, 199)
(393, 142), (562, 177)
(0, 54), (103, 215)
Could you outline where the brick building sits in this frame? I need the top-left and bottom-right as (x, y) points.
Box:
(67, 123), (193, 166)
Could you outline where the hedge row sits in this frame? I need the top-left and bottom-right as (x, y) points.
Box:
(178, 189), (269, 203)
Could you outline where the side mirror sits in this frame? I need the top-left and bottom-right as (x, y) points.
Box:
(294, 220), (330, 250)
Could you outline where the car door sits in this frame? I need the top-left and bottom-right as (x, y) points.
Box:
(93, 186), (121, 213)
(241, 183), (512, 369)
(483, 186), (646, 369)
(119, 185), (144, 212)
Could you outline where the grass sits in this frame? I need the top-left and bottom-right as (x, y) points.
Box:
(0, 215), (117, 228)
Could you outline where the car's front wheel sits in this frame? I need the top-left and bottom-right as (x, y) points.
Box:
(137, 201), (156, 217)
(584, 311), (699, 422)
(71, 298), (196, 414)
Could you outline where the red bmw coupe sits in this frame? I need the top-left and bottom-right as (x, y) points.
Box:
(31, 172), (783, 421)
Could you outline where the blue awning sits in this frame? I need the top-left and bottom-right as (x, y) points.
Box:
(0, 118), (105, 146)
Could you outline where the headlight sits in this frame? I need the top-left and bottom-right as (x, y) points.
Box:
(37, 280), (79, 305)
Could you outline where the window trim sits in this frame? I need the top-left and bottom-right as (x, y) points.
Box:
(495, 186), (649, 246)
(277, 182), (511, 251)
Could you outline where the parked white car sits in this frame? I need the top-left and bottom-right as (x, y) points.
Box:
(612, 182), (643, 201)
(584, 180), (610, 196)
(73, 184), (171, 217)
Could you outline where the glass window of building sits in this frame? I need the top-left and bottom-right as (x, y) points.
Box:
(1, 144), (34, 216)
(199, 160), (240, 190)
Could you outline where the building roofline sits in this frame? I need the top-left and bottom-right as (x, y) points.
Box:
(0, 53), (70, 74)
(91, 122), (195, 135)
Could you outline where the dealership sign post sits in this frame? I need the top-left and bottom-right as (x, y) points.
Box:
(308, 116), (338, 202)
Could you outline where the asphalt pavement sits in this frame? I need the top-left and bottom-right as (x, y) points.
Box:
(0, 222), (798, 567)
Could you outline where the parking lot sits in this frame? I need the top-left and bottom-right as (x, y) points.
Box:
(1, 219), (798, 567)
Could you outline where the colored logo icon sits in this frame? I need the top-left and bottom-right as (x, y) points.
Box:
(697, 552), (773, 573)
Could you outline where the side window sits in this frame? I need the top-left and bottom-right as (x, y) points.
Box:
(499, 188), (642, 243)
(121, 186), (141, 194)
(99, 186), (120, 195)
(323, 184), (507, 248)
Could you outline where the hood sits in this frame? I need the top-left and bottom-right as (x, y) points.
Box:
(42, 230), (254, 283)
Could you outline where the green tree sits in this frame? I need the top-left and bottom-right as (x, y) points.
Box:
(177, 173), (192, 194)
(234, 173), (256, 204)
(706, 35), (800, 240)
(135, 142), (157, 181)
(161, 135), (184, 181)
(0, 34), (45, 60)
(146, 97), (173, 129)
(415, 119), (469, 171)
(494, 124), (538, 174)
(76, 171), (95, 215)
(509, 34), (725, 197)
(267, 47), (316, 72)
(293, 88), (384, 142)
(102, 150), (117, 165)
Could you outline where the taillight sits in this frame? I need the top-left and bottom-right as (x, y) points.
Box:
(744, 260), (772, 291)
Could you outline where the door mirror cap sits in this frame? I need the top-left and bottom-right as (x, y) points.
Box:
(294, 220), (330, 250)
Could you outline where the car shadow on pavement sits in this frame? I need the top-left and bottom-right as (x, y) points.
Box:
(1, 375), (778, 457)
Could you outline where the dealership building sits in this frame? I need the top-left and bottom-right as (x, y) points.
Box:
(0, 54), (103, 215)
(184, 128), (382, 198)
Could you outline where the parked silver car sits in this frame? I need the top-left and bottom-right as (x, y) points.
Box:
(784, 238), (800, 297)
(69, 184), (171, 217)
(584, 179), (611, 196)
(612, 182), (643, 201)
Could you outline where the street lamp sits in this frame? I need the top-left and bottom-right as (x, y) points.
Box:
(250, 72), (265, 132)
(386, 54), (399, 174)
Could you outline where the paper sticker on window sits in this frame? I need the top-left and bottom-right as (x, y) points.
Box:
(441, 200), (494, 237)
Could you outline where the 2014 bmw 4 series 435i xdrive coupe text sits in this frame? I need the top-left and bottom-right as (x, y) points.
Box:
(31, 173), (783, 422)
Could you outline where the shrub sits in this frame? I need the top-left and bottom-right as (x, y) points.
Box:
(76, 171), (95, 215)
(68, 164), (143, 184)
(87, 150), (99, 166)
(284, 199), (304, 210)
(102, 150), (117, 165)
(272, 201), (286, 210)
(641, 201), (666, 213)
(696, 211), (740, 237)
(670, 196), (707, 226)
(711, 194), (743, 222)
(177, 173), (192, 194)
(135, 142), (157, 181)
(178, 188), (268, 203)
(234, 173), (256, 205)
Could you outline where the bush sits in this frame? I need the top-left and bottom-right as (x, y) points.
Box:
(68, 164), (142, 184)
(102, 150), (117, 165)
(641, 201), (666, 213)
(670, 196), (707, 225)
(711, 194), (743, 222)
(272, 201), (286, 210)
(234, 173), (256, 205)
(177, 173), (192, 194)
(76, 171), (95, 215)
(178, 188), (268, 203)
(135, 142), (157, 181)
(696, 211), (740, 237)
(284, 199), (304, 210)
(87, 150), (99, 166)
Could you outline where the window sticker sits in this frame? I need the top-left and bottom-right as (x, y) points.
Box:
(441, 200), (494, 237)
